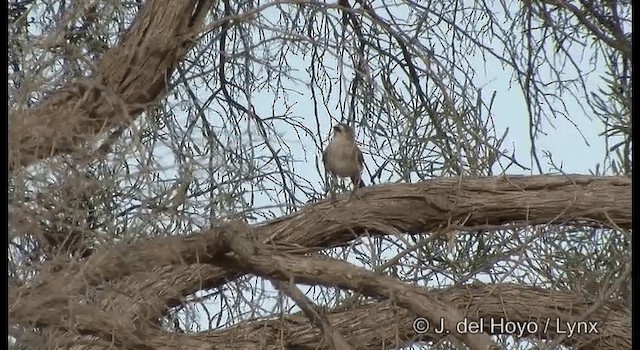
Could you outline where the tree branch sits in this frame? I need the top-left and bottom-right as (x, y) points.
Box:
(8, 0), (216, 171)
(222, 252), (497, 350)
(272, 278), (356, 350)
(22, 284), (627, 349)
(10, 175), (630, 338)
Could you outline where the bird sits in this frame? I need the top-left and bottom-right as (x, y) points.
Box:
(322, 123), (366, 202)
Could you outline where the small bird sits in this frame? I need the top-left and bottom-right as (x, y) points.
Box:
(322, 123), (366, 201)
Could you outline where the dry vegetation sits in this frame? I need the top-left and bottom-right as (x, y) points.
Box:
(8, 0), (631, 349)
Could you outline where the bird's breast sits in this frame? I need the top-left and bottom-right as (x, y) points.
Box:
(324, 142), (361, 177)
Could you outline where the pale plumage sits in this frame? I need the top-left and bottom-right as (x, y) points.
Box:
(322, 123), (365, 201)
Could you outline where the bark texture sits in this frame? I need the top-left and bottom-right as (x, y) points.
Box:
(7, 0), (631, 349)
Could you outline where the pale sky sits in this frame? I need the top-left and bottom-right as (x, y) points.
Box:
(11, 0), (623, 343)
(159, 2), (618, 336)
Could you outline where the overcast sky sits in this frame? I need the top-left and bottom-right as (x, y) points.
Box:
(13, 0), (622, 339)
(159, 1), (620, 333)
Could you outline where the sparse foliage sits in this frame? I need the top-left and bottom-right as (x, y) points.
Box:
(8, 0), (631, 349)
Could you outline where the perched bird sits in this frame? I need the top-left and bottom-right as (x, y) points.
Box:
(322, 123), (366, 201)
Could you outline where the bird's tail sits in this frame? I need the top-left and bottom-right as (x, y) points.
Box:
(356, 177), (366, 188)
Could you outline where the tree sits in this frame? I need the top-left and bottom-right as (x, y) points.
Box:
(8, 0), (631, 349)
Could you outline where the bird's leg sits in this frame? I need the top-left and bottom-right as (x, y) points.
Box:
(348, 188), (357, 201)
(348, 176), (361, 201)
(329, 175), (338, 203)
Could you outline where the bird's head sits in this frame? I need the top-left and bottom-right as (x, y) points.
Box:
(332, 123), (355, 140)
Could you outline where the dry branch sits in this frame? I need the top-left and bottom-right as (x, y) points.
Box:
(219, 252), (497, 350)
(7, 0), (631, 348)
(155, 284), (629, 350)
(19, 284), (628, 349)
(272, 279), (356, 350)
(8, 0), (215, 170)
(10, 174), (630, 342)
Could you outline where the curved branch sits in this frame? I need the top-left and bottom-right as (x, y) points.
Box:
(164, 284), (629, 349)
(226, 252), (497, 350)
(8, 0), (216, 170)
(10, 175), (630, 347)
(15, 283), (629, 349)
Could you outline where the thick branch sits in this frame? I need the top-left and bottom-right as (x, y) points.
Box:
(10, 175), (630, 334)
(9, 220), (255, 327)
(19, 284), (628, 349)
(222, 252), (497, 350)
(8, 0), (215, 170)
(154, 284), (629, 350)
